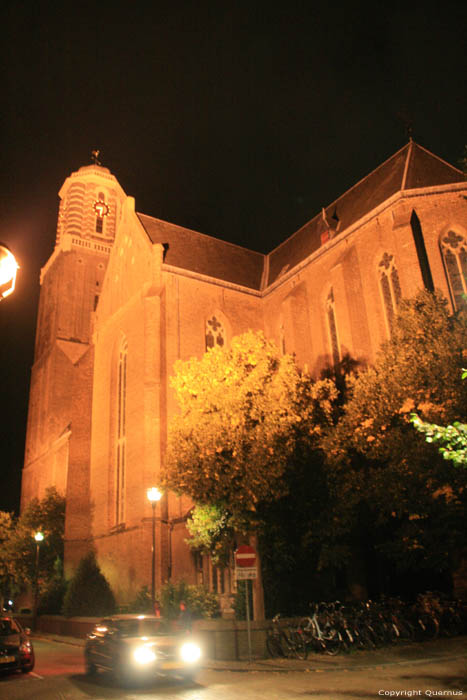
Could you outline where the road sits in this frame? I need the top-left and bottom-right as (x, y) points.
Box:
(0, 636), (465, 699)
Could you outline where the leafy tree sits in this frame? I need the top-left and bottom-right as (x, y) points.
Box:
(411, 369), (467, 467)
(2, 488), (65, 599)
(0, 511), (16, 607)
(164, 330), (337, 532)
(323, 290), (467, 583)
(185, 504), (235, 566)
(62, 551), (116, 617)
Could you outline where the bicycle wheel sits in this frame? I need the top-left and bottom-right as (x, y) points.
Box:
(266, 634), (285, 658)
(288, 631), (308, 659)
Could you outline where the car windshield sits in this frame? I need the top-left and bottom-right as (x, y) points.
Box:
(114, 619), (171, 638)
(0, 619), (20, 636)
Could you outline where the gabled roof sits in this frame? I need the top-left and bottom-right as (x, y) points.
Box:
(266, 141), (464, 287)
(137, 142), (464, 292)
(137, 213), (265, 291)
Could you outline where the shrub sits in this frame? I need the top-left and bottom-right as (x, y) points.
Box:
(127, 585), (152, 614)
(38, 578), (67, 614)
(62, 551), (116, 617)
(160, 581), (220, 619)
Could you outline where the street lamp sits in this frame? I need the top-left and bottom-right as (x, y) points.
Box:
(0, 244), (19, 300)
(32, 531), (44, 631)
(146, 487), (162, 610)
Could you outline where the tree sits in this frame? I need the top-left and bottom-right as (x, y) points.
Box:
(2, 488), (65, 599)
(164, 330), (337, 530)
(62, 551), (116, 617)
(323, 290), (467, 586)
(411, 369), (467, 467)
(0, 511), (16, 607)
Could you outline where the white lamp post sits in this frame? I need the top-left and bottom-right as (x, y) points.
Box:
(32, 532), (44, 630)
(147, 487), (162, 610)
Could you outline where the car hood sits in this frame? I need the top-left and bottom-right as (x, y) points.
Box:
(119, 635), (182, 648)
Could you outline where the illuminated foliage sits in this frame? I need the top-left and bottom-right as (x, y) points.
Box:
(411, 368), (467, 467)
(164, 330), (337, 525)
(0, 488), (65, 597)
(323, 290), (467, 573)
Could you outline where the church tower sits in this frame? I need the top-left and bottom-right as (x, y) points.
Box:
(21, 162), (126, 519)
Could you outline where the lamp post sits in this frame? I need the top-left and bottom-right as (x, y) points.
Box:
(32, 532), (44, 631)
(146, 487), (162, 610)
(0, 244), (19, 300)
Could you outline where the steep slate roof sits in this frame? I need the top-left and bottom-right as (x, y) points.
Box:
(138, 214), (265, 290)
(266, 141), (463, 287)
(138, 142), (463, 292)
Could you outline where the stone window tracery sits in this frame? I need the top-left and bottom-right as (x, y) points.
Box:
(116, 339), (127, 524)
(379, 253), (402, 332)
(440, 231), (467, 310)
(326, 288), (340, 366)
(205, 316), (225, 350)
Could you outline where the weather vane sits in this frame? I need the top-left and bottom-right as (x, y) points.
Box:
(91, 149), (102, 166)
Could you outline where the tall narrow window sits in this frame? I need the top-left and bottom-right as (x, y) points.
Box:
(440, 231), (467, 310)
(93, 192), (110, 235)
(379, 253), (402, 332)
(116, 339), (128, 524)
(326, 288), (340, 366)
(205, 316), (225, 350)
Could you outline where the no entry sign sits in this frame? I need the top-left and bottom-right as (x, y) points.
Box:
(235, 545), (257, 579)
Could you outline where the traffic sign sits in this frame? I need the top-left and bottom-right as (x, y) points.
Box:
(235, 545), (256, 568)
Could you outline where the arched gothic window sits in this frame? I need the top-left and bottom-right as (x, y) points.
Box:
(205, 316), (225, 350)
(326, 289), (340, 366)
(116, 339), (127, 524)
(440, 231), (467, 310)
(379, 253), (402, 332)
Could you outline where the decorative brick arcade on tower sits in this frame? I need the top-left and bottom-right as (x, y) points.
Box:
(21, 142), (467, 605)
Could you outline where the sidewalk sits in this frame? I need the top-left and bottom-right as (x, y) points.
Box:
(32, 632), (467, 673)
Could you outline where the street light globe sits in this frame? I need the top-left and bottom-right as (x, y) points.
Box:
(147, 487), (163, 503)
(0, 244), (19, 300)
(34, 532), (44, 543)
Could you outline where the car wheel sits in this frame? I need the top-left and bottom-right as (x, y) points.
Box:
(21, 663), (34, 674)
(84, 651), (97, 677)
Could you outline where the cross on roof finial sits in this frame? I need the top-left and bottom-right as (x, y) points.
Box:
(91, 149), (101, 165)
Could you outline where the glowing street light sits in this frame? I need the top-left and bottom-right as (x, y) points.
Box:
(147, 487), (162, 610)
(0, 244), (19, 300)
(32, 531), (44, 631)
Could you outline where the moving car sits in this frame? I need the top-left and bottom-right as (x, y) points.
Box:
(0, 617), (35, 674)
(84, 614), (202, 685)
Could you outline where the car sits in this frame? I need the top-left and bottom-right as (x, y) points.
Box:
(0, 617), (35, 674)
(84, 614), (202, 685)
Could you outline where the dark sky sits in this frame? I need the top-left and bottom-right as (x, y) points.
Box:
(1, 2), (466, 512)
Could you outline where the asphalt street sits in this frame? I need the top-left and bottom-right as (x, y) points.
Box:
(0, 634), (465, 699)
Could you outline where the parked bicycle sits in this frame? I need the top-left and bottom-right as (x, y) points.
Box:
(266, 614), (307, 659)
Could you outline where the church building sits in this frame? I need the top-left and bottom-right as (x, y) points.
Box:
(21, 142), (467, 607)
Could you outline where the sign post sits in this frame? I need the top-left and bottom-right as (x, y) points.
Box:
(235, 545), (257, 663)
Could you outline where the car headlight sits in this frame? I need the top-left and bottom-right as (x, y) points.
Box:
(180, 642), (201, 663)
(133, 645), (156, 665)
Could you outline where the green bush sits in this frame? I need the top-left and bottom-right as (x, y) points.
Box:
(38, 578), (68, 614)
(160, 581), (220, 620)
(62, 551), (116, 617)
(126, 585), (153, 614)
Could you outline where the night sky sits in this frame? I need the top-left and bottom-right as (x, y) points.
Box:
(1, 2), (466, 513)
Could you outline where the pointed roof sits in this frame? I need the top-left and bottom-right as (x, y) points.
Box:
(266, 141), (464, 287)
(138, 213), (265, 290)
(137, 142), (464, 292)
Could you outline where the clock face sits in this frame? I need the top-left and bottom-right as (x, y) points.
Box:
(93, 200), (110, 218)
